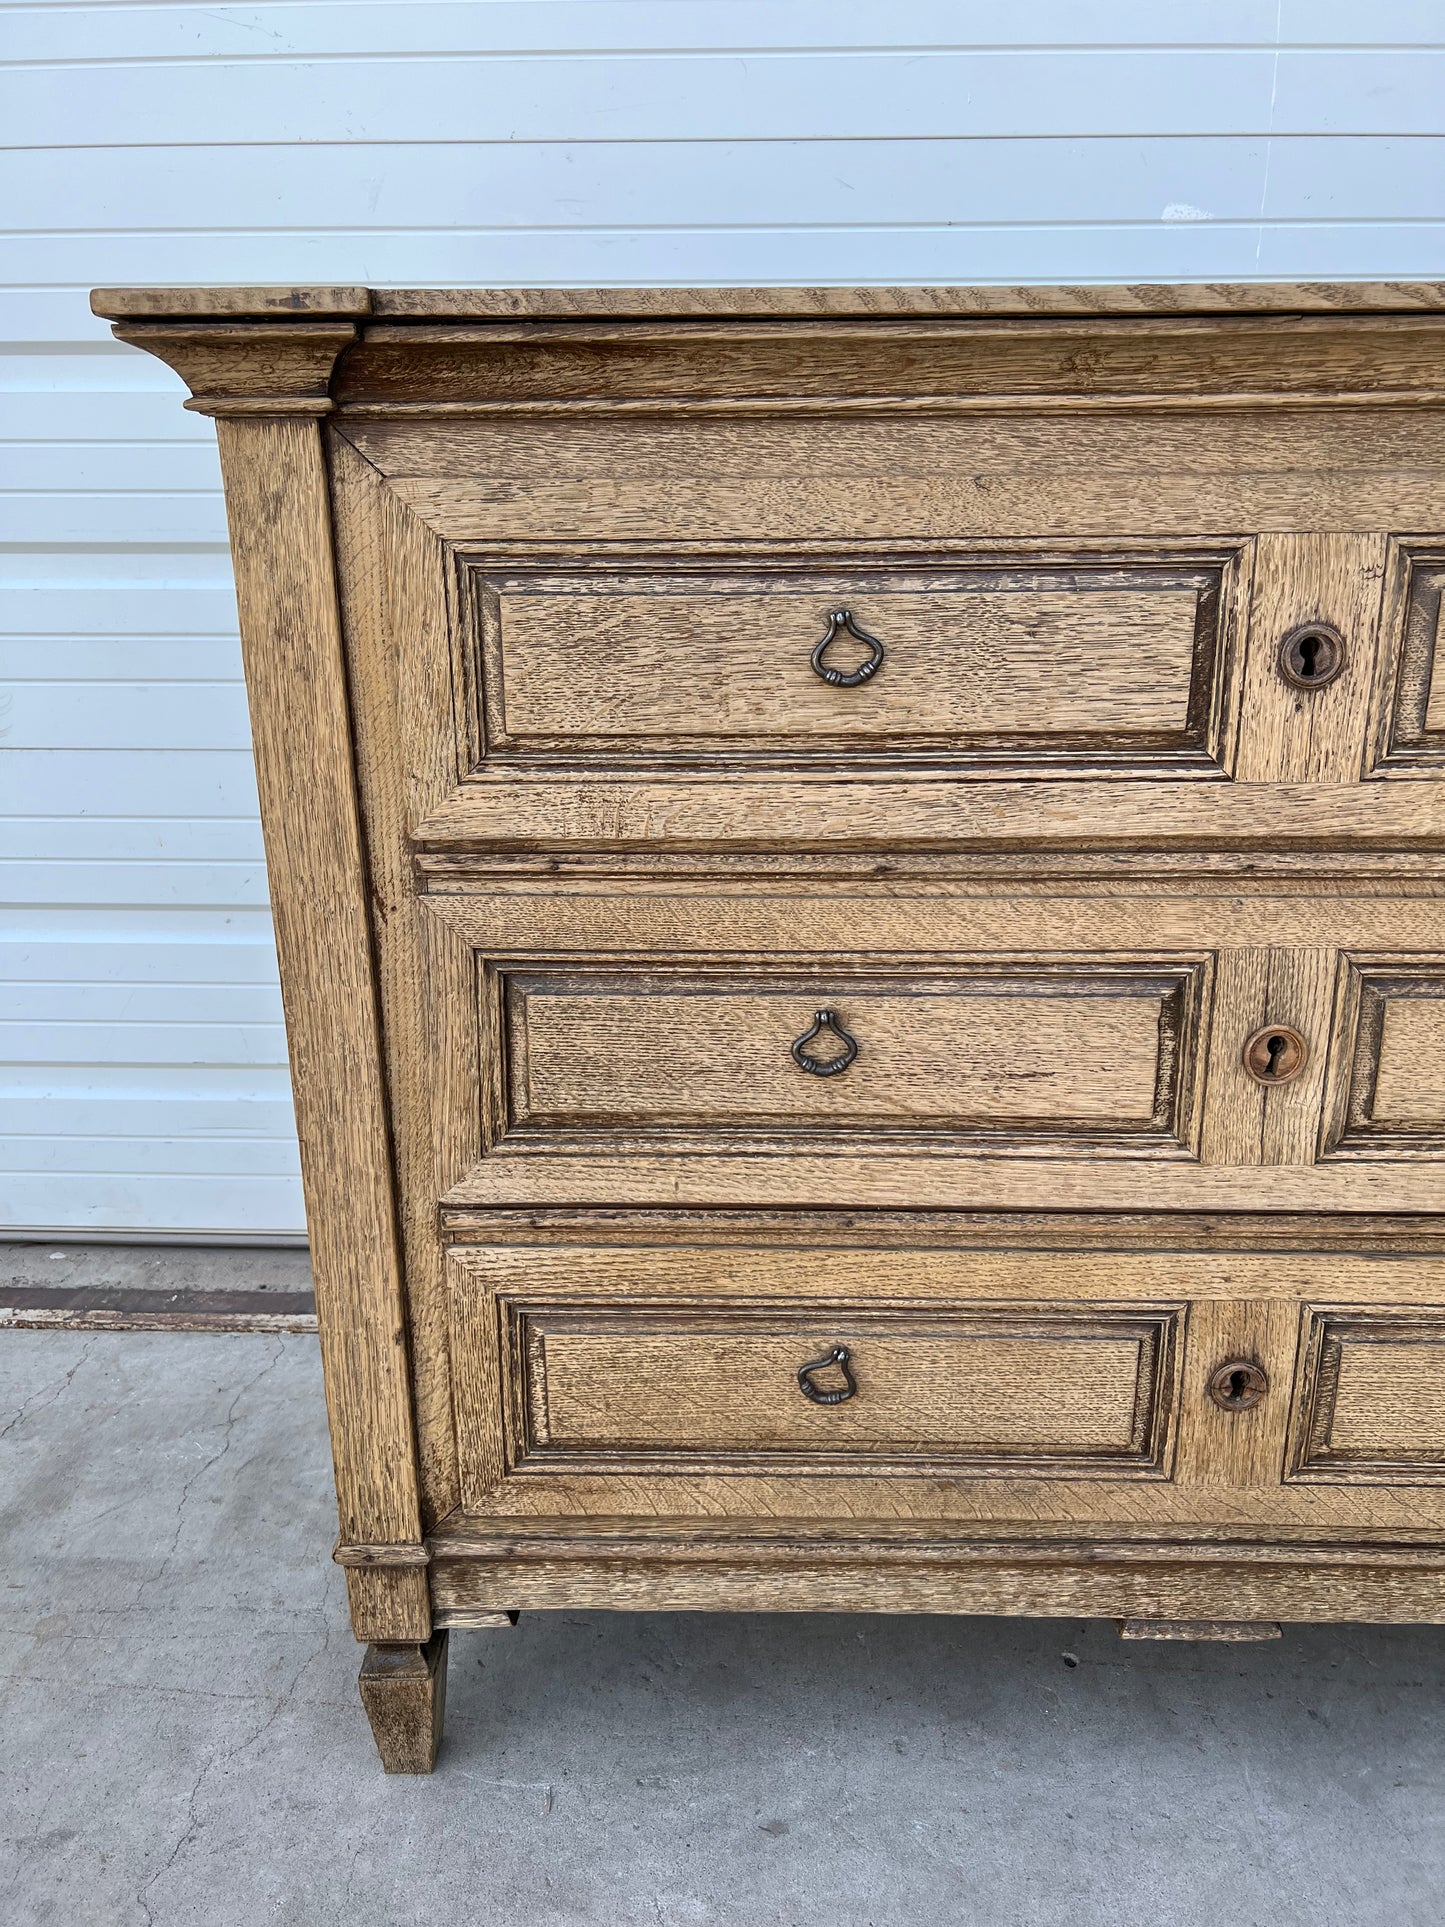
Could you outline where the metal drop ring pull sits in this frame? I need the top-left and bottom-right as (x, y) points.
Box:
(810, 608), (885, 687)
(797, 1345), (857, 1406)
(791, 1008), (858, 1076)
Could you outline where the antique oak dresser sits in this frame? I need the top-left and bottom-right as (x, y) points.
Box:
(94, 281), (1445, 1771)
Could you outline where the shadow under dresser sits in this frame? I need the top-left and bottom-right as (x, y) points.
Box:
(92, 279), (1445, 1770)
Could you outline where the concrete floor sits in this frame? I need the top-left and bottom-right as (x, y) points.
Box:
(4, 1321), (1445, 1925)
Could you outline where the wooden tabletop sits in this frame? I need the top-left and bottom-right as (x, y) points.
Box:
(91, 281), (1445, 324)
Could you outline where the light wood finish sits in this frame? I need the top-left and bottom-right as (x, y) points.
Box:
(1118, 1619), (1282, 1640)
(427, 1517), (1445, 1624)
(471, 558), (1225, 765)
(514, 1302), (1174, 1468)
(1288, 1309), (1445, 1482)
(92, 284), (1445, 323)
(98, 281), (1445, 1769)
(415, 781), (1445, 853)
(508, 964), (1193, 1138)
(1230, 534), (1390, 784)
(357, 1634), (449, 1775)
(214, 414), (427, 1647)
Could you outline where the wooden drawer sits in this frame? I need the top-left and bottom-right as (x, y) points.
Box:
(1288, 1308), (1445, 1482)
(447, 1244), (1188, 1510)
(466, 555), (1232, 768)
(505, 962), (1199, 1145)
(500, 1301), (1175, 1475)
(429, 884), (1445, 1211)
(444, 1236), (1445, 1528)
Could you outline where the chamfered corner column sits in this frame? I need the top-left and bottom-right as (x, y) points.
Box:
(213, 405), (431, 1650)
(91, 295), (433, 1660)
(358, 1633), (450, 1774)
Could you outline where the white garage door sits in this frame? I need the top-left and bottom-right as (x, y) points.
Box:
(3, 2), (1443, 1239)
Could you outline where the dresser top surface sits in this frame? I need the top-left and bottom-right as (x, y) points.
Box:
(91, 281), (1445, 325)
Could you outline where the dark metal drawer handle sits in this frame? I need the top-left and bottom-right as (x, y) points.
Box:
(811, 608), (884, 687)
(791, 1008), (858, 1076)
(797, 1345), (856, 1406)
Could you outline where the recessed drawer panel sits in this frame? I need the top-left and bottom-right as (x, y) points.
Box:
(467, 558), (1233, 766)
(1325, 963), (1445, 1158)
(1289, 1309), (1445, 1482)
(483, 1293), (1181, 1480)
(505, 964), (1203, 1146)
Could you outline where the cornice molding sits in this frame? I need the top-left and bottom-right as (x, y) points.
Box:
(104, 318), (359, 417)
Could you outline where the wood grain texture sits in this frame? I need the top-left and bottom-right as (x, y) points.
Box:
(357, 1633), (448, 1774)
(423, 885), (1445, 962)
(1289, 1308), (1445, 1483)
(1118, 1619), (1281, 1639)
(336, 317), (1445, 421)
(1373, 997), (1445, 1123)
(441, 1240), (1445, 1533)
(416, 780), (1445, 853)
(93, 286), (373, 319)
(110, 320), (359, 416)
(535, 1326), (1150, 1456)
(379, 469), (1445, 547)
(111, 288), (1445, 1692)
(1197, 947), (1342, 1167)
(1231, 534), (1390, 783)
(428, 1524), (1445, 1625)
(509, 968), (1185, 1135)
(475, 566), (1212, 758)
(91, 286), (1445, 324)
(1173, 1299), (1301, 1489)
(215, 415), (426, 1643)
(441, 1208), (1445, 1258)
(441, 1151), (1445, 1214)
(329, 432), (469, 1530)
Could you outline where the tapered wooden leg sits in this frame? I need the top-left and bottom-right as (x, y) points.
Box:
(358, 1630), (448, 1772)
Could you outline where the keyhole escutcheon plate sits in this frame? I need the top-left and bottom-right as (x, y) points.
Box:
(1207, 1359), (1270, 1411)
(1277, 622), (1346, 690)
(1241, 1023), (1309, 1085)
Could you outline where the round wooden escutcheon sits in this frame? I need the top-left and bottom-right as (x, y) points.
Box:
(1241, 1023), (1309, 1085)
(1207, 1360), (1270, 1412)
(1277, 622), (1346, 689)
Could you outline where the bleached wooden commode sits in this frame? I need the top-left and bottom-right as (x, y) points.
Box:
(95, 281), (1445, 1769)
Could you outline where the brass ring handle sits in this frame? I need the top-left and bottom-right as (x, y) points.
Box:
(797, 1345), (857, 1406)
(791, 1008), (858, 1076)
(811, 609), (885, 687)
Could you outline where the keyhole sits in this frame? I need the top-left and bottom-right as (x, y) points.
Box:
(1242, 1023), (1308, 1084)
(1278, 622), (1345, 689)
(1207, 1359), (1269, 1411)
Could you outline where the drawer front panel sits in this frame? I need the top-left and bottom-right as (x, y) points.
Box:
(517, 1305), (1173, 1471)
(1328, 964), (1445, 1155)
(462, 1262), (1183, 1481)
(468, 558), (1232, 765)
(430, 889), (1445, 1208)
(446, 1243), (1445, 1529)
(1289, 1310), (1445, 1482)
(507, 965), (1200, 1142)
